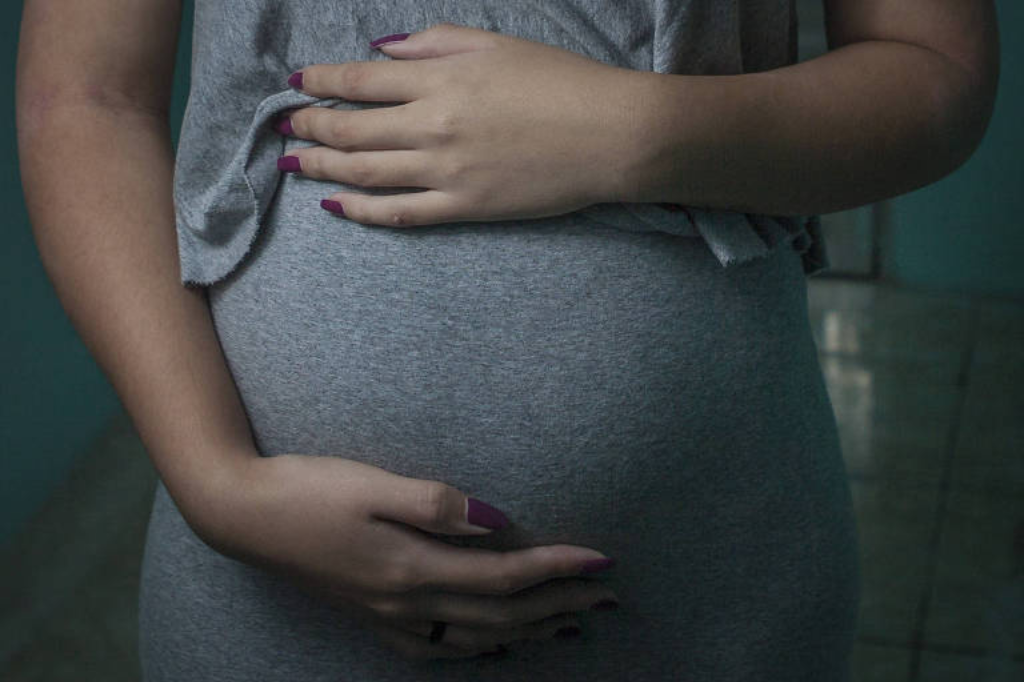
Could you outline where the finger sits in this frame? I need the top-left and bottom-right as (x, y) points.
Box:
(284, 148), (430, 189)
(415, 542), (616, 596)
(286, 105), (424, 152)
(291, 61), (432, 103)
(321, 188), (465, 228)
(378, 577), (619, 628)
(368, 476), (510, 535)
(362, 619), (498, 661)
(386, 618), (437, 639)
(372, 23), (506, 59)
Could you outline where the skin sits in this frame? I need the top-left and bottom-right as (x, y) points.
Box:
(16, 0), (619, 663)
(280, 3), (998, 225)
(17, 0), (999, 663)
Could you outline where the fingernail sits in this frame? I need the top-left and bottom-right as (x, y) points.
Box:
(579, 557), (616, 574)
(277, 156), (301, 173)
(320, 199), (345, 216)
(273, 116), (293, 136)
(554, 626), (582, 639)
(370, 32), (410, 49)
(287, 71), (304, 89)
(467, 498), (510, 530)
(590, 599), (620, 611)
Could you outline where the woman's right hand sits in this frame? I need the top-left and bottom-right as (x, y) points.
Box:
(213, 453), (620, 660)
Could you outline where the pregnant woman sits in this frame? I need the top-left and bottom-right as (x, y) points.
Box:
(17, 0), (998, 680)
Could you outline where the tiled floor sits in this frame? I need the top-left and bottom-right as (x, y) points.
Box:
(1, 278), (1022, 681)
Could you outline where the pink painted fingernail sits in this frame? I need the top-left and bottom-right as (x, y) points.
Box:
(579, 557), (616, 574)
(273, 116), (293, 136)
(369, 32), (410, 49)
(287, 71), (304, 89)
(467, 498), (510, 530)
(320, 199), (345, 216)
(277, 156), (301, 173)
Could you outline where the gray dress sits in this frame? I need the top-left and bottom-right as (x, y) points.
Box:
(139, 1), (860, 679)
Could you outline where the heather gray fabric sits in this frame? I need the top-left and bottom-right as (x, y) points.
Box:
(139, 1), (858, 680)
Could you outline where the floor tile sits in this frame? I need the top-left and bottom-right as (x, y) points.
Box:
(2, 506), (148, 681)
(850, 641), (913, 682)
(924, 490), (1024, 657)
(950, 356), (1024, 496)
(807, 282), (976, 363)
(820, 355), (961, 484)
(808, 279), (884, 314)
(0, 411), (156, 665)
(972, 298), (1024, 366)
(850, 479), (941, 643)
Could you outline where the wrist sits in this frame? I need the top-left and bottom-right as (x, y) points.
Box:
(184, 445), (267, 558)
(592, 68), (669, 205)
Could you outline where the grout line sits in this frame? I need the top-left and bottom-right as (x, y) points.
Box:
(843, 471), (1021, 501)
(906, 303), (980, 681)
(857, 634), (1024, 663)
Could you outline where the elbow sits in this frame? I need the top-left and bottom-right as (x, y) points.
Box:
(928, 46), (1000, 181)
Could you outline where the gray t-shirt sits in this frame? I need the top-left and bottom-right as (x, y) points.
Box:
(172, 0), (828, 287)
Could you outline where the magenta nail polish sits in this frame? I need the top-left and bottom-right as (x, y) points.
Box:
(579, 557), (616, 574)
(277, 156), (301, 173)
(369, 32), (410, 49)
(273, 117), (293, 136)
(467, 498), (510, 530)
(320, 199), (345, 215)
(287, 71), (303, 89)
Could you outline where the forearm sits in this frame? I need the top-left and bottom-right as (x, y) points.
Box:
(620, 40), (995, 216)
(17, 102), (258, 545)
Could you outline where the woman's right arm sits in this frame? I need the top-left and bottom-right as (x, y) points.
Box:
(15, 0), (257, 547)
(16, 1), (620, 658)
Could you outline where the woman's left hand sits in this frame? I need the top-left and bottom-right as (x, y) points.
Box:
(276, 22), (653, 227)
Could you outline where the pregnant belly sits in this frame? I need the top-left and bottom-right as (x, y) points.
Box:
(204, 182), (857, 668)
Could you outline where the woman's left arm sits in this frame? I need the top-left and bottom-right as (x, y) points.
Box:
(280, 0), (998, 226)
(629, 0), (1000, 216)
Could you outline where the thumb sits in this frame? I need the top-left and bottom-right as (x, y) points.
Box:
(371, 474), (511, 536)
(370, 22), (505, 59)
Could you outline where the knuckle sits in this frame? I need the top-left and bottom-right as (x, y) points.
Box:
(301, 152), (322, 177)
(388, 209), (410, 227)
(490, 568), (518, 597)
(305, 64), (323, 89)
(340, 63), (372, 95)
(379, 559), (418, 594)
(347, 160), (376, 187)
(431, 110), (460, 140)
(328, 117), (353, 145)
(417, 481), (450, 526)
(538, 545), (574, 575)
(437, 158), (466, 185)
(367, 595), (405, 619)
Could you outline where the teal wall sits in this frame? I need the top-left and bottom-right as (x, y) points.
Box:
(885, 0), (1024, 299)
(1, 1), (1021, 551)
(1, 1), (194, 551)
